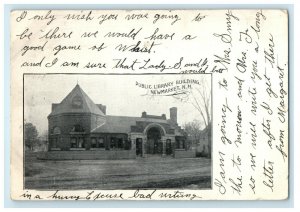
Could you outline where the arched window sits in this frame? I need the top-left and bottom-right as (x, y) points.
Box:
(53, 126), (61, 134)
(51, 138), (58, 148)
(71, 124), (85, 132)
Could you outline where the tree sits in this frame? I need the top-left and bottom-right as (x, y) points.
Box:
(24, 122), (38, 150)
(171, 76), (212, 157)
(183, 120), (203, 147)
(188, 77), (211, 128)
(188, 77), (211, 158)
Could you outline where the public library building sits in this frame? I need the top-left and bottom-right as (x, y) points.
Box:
(44, 84), (195, 160)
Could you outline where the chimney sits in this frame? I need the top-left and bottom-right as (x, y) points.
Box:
(52, 103), (59, 111)
(170, 107), (177, 124)
(101, 105), (106, 115)
(97, 104), (106, 115)
(142, 111), (147, 118)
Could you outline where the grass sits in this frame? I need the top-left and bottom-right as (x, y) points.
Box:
(25, 152), (211, 190)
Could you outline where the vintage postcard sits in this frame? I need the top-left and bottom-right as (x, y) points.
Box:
(10, 9), (288, 200)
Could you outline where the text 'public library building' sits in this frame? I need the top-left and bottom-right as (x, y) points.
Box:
(46, 84), (195, 160)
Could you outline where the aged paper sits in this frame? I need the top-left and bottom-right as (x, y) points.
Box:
(10, 10), (288, 200)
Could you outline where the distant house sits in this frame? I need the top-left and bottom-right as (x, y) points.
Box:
(44, 84), (195, 160)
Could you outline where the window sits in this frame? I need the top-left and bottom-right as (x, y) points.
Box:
(52, 138), (58, 148)
(53, 127), (61, 135)
(91, 137), (97, 148)
(71, 138), (77, 148)
(110, 137), (124, 149)
(78, 138), (84, 148)
(166, 139), (172, 155)
(117, 138), (124, 149)
(72, 95), (83, 108)
(110, 137), (116, 149)
(91, 137), (105, 148)
(70, 137), (85, 148)
(98, 138), (104, 148)
(124, 140), (131, 150)
(71, 124), (85, 132)
(176, 139), (185, 149)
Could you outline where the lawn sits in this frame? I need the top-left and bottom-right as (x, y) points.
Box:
(25, 152), (211, 190)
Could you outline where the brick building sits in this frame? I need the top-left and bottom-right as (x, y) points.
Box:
(46, 84), (195, 159)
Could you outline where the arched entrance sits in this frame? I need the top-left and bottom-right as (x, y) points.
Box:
(146, 127), (163, 154)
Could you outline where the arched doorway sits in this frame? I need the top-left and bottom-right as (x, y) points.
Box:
(146, 127), (162, 154)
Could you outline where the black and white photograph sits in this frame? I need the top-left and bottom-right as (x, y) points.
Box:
(24, 74), (212, 190)
(8, 8), (289, 202)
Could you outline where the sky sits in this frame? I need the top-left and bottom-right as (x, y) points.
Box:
(24, 74), (211, 136)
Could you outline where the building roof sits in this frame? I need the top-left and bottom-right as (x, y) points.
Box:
(49, 84), (105, 116)
(91, 115), (171, 134)
(91, 116), (137, 134)
(49, 84), (185, 136)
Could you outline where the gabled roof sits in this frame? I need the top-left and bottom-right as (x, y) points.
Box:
(49, 84), (104, 116)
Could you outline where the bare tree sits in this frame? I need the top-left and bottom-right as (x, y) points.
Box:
(183, 120), (203, 146)
(187, 76), (211, 158)
(189, 77), (211, 128)
(167, 76), (212, 157)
